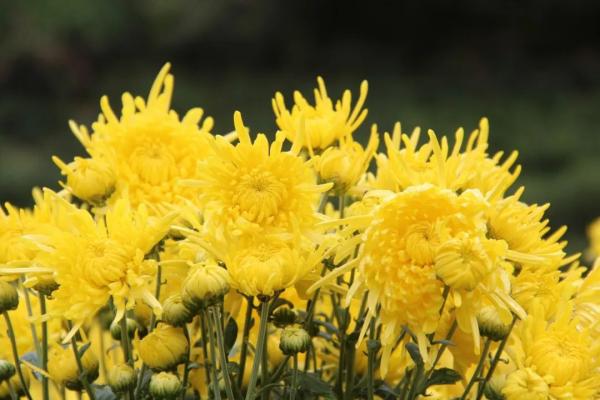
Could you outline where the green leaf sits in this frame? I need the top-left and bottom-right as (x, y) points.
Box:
(92, 384), (117, 400)
(405, 342), (424, 368)
(426, 368), (462, 387)
(295, 371), (334, 396)
(77, 342), (91, 358)
(224, 317), (238, 354)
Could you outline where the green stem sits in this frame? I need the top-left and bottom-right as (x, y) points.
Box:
(260, 325), (269, 400)
(461, 338), (492, 399)
(119, 316), (134, 400)
(3, 311), (33, 400)
(290, 355), (298, 400)
(6, 376), (18, 400)
(21, 281), (42, 358)
(149, 264), (162, 331)
(343, 339), (356, 400)
(245, 299), (270, 400)
(238, 296), (254, 388)
(203, 312), (221, 400)
(39, 294), (49, 400)
(475, 315), (517, 400)
(199, 310), (213, 394)
(210, 307), (236, 400)
(68, 326), (96, 400)
(366, 317), (376, 400)
(181, 325), (191, 400)
(425, 319), (458, 379)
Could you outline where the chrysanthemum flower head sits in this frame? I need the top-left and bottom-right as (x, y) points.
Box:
(272, 77), (368, 149)
(311, 124), (379, 194)
(35, 190), (173, 332)
(369, 118), (521, 201)
(183, 111), (331, 238)
(505, 301), (600, 399)
(52, 156), (115, 205)
(56, 63), (215, 214)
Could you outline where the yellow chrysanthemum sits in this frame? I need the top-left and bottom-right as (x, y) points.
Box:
(55, 63), (215, 213)
(311, 124), (379, 194)
(272, 77), (368, 149)
(487, 187), (574, 272)
(368, 118), (520, 201)
(35, 190), (173, 330)
(182, 111), (331, 238)
(505, 301), (600, 399)
(311, 184), (524, 376)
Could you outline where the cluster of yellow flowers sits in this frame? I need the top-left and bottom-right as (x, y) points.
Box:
(0, 64), (598, 400)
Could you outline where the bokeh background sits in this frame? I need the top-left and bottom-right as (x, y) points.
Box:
(1, 0), (599, 253)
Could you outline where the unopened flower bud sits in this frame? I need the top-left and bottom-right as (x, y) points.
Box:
(96, 305), (115, 331)
(0, 368), (30, 398)
(53, 156), (115, 204)
(110, 318), (138, 341)
(139, 324), (188, 371)
(483, 375), (506, 400)
(32, 275), (59, 297)
(271, 306), (297, 328)
(0, 360), (15, 381)
(107, 364), (137, 394)
(477, 307), (511, 341)
(48, 344), (99, 390)
(182, 263), (230, 311)
(149, 372), (182, 400)
(0, 281), (18, 313)
(162, 294), (194, 327)
(279, 327), (311, 355)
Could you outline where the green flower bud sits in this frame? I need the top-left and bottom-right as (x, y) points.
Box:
(96, 305), (116, 331)
(32, 275), (59, 297)
(483, 375), (506, 400)
(110, 318), (138, 341)
(271, 306), (297, 328)
(107, 364), (137, 394)
(0, 360), (15, 381)
(149, 372), (182, 400)
(279, 327), (311, 355)
(162, 295), (194, 327)
(0, 281), (18, 313)
(181, 263), (230, 311)
(477, 307), (511, 342)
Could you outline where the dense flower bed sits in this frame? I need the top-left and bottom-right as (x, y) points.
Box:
(0, 64), (598, 400)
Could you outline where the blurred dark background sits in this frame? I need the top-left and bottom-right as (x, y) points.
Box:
(1, 0), (599, 254)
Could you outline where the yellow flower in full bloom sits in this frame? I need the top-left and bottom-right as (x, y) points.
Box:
(272, 77), (368, 149)
(311, 124), (379, 194)
(312, 184), (523, 376)
(56, 63), (215, 214)
(368, 118), (520, 201)
(182, 111), (331, 237)
(36, 190), (173, 328)
(505, 301), (600, 399)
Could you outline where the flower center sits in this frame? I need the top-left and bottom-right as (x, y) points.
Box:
(235, 169), (286, 223)
(130, 142), (175, 184)
(530, 333), (589, 385)
(83, 240), (130, 287)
